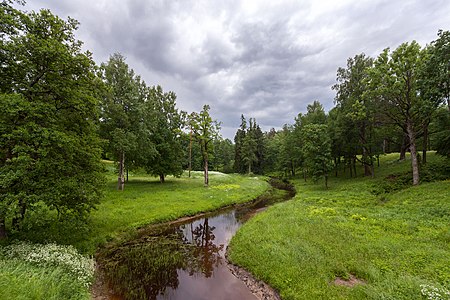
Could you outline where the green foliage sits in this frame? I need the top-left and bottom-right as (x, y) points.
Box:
(143, 86), (185, 182)
(211, 138), (235, 173)
(0, 6), (104, 234)
(302, 124), (333, 187)
(430, 107), (450, 157)
(332, 53), (380, 176)
(189, 105), (221, 185)
(99, 53), (151, 190)
(229, 153), (450, 300)
(234, 116), (266, 174)
(421, 30), (450, 112)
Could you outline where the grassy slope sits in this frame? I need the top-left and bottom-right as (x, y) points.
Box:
(228, 153), (450, 300)
(0, 168), (268, 300)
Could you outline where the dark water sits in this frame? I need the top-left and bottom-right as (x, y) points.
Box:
(99, 179), (294, 300)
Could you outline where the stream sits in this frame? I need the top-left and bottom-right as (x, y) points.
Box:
(96, 178), (295, 300)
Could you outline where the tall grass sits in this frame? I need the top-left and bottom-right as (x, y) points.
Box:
(0, 247), (92, 300)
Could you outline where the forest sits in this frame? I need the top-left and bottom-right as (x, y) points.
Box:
(1, 1), (449, 237)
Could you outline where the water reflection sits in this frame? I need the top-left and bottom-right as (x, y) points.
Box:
(98, 179), (295, 300)
(99, 212), (247, 300)
(185, 218), (223, 278)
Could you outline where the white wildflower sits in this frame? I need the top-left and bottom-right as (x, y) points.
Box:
(1, 241), (95, 288)
(420, 284), (450, 300)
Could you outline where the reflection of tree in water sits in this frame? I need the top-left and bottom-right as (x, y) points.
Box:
(99, 229), (190, 300)
(187, 218), (223, 277)
(99, 220), (223, 300)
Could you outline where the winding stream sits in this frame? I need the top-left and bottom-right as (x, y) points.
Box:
(97, 178), (295, 300)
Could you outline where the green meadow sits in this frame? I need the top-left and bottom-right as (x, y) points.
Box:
(228, 153), (450, 299)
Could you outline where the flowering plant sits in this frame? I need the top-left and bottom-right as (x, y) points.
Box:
(1, 241), (95, 288)
(421, 284), (450, 300)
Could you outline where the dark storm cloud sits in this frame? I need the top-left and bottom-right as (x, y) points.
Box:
(24, 0), (450, 138)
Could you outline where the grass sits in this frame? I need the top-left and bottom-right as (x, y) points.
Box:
(11, 167), (269, 254)
(0, 259), (90, 300)
(0, 166), (269, 300)
(228, 153), (450, 300)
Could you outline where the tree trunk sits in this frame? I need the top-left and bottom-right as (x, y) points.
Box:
(399, 134), (409, 161)
(0, 217), (6, 239)
(126, 168), (129, 182)
(334, 157), (338, 177)
(363, 148), (372, 177)
(118, 151), (125, 191)
(407, 121), (420, 185)
(204, 151), (209, 186)
(204, 159), (209, 186)
(422, 125), (428, 164)
(360, 124), (372, 177)
(352, 156), (357, 177)
(324, 173), (328, 188)
(189, 129), (192, 178)
(159, 174), (165, 183)
(349, 158), (353, 178)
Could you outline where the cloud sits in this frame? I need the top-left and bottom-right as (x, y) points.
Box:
(24, 0), (450, 138)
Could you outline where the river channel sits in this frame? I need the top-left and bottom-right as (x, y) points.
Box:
(96, 178), (295, 300)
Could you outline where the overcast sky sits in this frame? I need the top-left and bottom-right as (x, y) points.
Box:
(24, 0), (450, 139)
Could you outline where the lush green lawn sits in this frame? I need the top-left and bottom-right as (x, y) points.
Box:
(0, 167), (269, 299)
(228, 153), (450, 300)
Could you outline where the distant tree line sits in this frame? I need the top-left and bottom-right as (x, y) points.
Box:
(232, 31), (449, 188)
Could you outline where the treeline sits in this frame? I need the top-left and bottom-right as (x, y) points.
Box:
(233, 32), (449, 187)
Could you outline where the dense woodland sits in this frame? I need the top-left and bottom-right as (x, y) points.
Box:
(0, 2), (449, 238)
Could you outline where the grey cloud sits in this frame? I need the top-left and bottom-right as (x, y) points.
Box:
(23, 0), (450, 139)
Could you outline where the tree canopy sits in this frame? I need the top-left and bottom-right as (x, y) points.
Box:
(0, 5), (104, 237)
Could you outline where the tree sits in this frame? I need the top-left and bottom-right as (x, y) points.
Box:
(211, 138), (234, 173)
(423, 30), (450, 111)
(100, 53), (147, 190)
(369, 42), (431, 185)
(301, 124), (333, 188)
(233, 115), (247, 173)
(241, 129), (258, 174)
(430, 107), (450, 157)
(143, 86), (185, 183)
(0, 6), (104, 237)
(190, 105), (221, 186)
(333, 53), (378, 177)
(302, 100), (327, 125)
